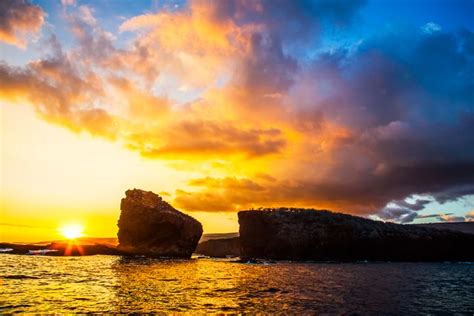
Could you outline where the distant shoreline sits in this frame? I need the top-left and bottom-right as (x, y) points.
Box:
(2, 222), (473, 260)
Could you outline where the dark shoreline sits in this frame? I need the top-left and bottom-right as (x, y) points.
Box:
(0, 242), (124, 256)
(2, 220), (474, 261)
(2, 251), (474, 265)
(2, 246), (474, 264)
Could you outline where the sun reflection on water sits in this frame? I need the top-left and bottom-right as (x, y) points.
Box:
(1, 255), (473, 313)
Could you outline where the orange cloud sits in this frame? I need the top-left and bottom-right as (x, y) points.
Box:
(0, 0), (44, 48)
(134, 121), (286, 159)
(115, 1), (270, 91)
(3, 0), (473, 221)
(0, 53), (117, 139)
(466, 211), (474, 222)
(0, 2), (376, 216)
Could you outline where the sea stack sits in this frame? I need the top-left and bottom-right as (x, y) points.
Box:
(238, 208), (474, 261)
(117, 189), (203, 258)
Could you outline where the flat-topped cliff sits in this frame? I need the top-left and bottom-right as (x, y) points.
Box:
(238, 208), (474, 261)
(195, 237), (240, 257)
(414, 222), (474, 235)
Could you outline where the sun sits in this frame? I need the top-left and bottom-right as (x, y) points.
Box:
(59, 223), (84, 239)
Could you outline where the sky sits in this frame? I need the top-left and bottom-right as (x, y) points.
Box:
(1, 0), (474, 242)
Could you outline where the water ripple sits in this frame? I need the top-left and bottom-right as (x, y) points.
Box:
(0, 255), (473, 313)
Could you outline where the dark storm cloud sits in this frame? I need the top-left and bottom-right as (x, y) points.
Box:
(206, 0), (366, 40)
(235, 32), (298, 95)
(393, 199), (431, 212)
(377, 207), (418, 224)
(430, 185), (474, 204)
(284, 28), (474, 214)
(176, 24), (474, 216)
(376, 199), (434, 223)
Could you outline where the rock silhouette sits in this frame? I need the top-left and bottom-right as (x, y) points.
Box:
(117, 189), (203, 258)
(414, 222), (474, 235)
(195, 237), (240, 257)
(239, 208), (474, 261)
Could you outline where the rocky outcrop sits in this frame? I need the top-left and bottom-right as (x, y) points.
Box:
(239, 208), (474, 261)
(414, 222), (474, 235)
(195, 237), (240, 257)
(117, 189), (203, 258)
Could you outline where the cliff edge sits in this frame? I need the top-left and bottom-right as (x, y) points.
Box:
(117, 189), (203, 258)
(238, 208), (474, 261)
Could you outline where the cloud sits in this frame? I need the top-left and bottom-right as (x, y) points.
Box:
(133, 121), (286, 158)
(204, 0), (366, 43)
(1, 1), (473, 217)
(0, 0), (45, 47)
(0, 222), (56, 229)
(430, 185), (474, 204)
(174, 175), (439, 214)
(466, 211), (474, 222)
(0, 36), (118, 138)
(0, 11), (287, 159)
(392, 199), (431, 212)
(438, 215), (466, 222)
(377, 206), (418, 224)
(278, 28), (474, 213)
(373, 199), (432, 223)
(60, 0), (76, 6)
(77, 5), (97, 26)
(415, 212), (467, 223)
(421, 22), (442, 34)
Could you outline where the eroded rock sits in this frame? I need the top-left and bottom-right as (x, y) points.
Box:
(195, 237), (240, 258)
(239, 208), (474, 261)
(117, 189), (203, 258)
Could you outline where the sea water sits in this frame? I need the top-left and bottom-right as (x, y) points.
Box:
(1, 254), (473, 313)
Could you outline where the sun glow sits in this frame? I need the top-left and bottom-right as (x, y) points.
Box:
(59, 223), (84, 239)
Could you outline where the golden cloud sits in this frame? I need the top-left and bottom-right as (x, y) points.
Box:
(2, 0), (474, 219)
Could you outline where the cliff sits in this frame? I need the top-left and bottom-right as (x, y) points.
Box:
(414, 222), (474, 235)
(238, 208), (474, 261)
(195, 237), (240, 257)
(117, 189), (203, 258)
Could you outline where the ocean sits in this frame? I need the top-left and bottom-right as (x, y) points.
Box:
(1, 254), (473, 314)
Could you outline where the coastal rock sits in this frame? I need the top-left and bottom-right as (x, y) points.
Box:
(195, 237), (240, 257)
(239, 208), (474, 261)
(117, 189), (203, 258)
(414, 222), (474, 235)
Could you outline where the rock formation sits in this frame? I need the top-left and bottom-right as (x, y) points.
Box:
(117, 189), (203, 258)
(239, 208), (474, 261)
(195, 237), (240, 257)
(414, 222), (474, 235)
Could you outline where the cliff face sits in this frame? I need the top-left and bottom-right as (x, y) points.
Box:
(238, 209), (474, 261)
(117, 189), (203, 258)
(414, 222), (474, 235)
(195, 237), (240, 257)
